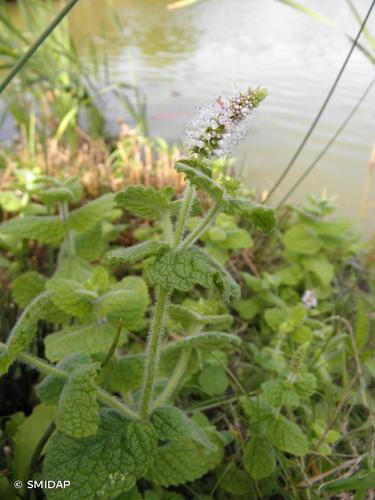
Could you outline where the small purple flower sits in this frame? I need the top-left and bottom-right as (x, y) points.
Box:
(302, 290), (318, 309)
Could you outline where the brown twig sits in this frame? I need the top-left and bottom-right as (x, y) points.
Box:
(313, 374), (359, 453)
(297, 456), (364, 489)
(240, 248), (260, 277)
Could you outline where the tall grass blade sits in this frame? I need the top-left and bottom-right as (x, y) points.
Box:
(265, 0), (375, 201)
(275, 0), (335, 26)
(346, 35), (375, 64)
(277, 77), (375, 207)
(167, 0), (202, 10)
(346, 0), (375, 50)
(55, 106), (79, 141)
(0, 13), (29, 44)
(0, 0), (81, 95)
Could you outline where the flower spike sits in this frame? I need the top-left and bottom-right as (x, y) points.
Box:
(184, 87), (267, 160)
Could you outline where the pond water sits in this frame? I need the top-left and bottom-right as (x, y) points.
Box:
(4, 0), (375, 234)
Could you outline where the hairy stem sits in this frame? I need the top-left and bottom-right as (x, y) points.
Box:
(19, 350), (66, 378)
(179, 202), (220, 250)
(58, 201), (75, 255)
(0, 344), (140, 420)
(151, 347), (191, 411)
(162, 210), (173, 244)
(139, 182), (197, 418)
(140, 287), (170, 418)
(95, 387), (140, 420)
(172, 182), (195, 248)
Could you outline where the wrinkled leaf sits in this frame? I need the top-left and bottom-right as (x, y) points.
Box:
(0, 216), (66, 245)
(55, 364), (100, 438)
(43, 409), (157, 499)
(243, 435), (276, 479)
(115, 186), (174, 219)
(105, 241), (168, 266)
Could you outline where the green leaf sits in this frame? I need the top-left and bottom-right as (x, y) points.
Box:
(76, 224), (107, 261)
(241, 272), (264, 291)
(118, 487), (143, 500)
(39, 187), (74, 205)
(99, 354), (145, 394)
(115, 185), (174, 219)
(171, 196), (203, 217)
(47, 279), (96, 318)
(158, 349), (200, 387)
(95, 290), (140, 318)
(147, 248), (212, 292)
(284, 305), (307, 331)
(85, 267), (110, 293)
(105, 241), (168, 266)
(302, 255), (334, 286)
(43, 409), (157, 499)
(319, 472), (375, 494)
(168, 304), (204, 332)
(11, 271), (46, 308)
(12, 404), (56, 485)
(62, 177), (84, 203)
(0, 215), (66, 244)
(275, 265), (302, 286)
(266, 414), (308, 455)
(7, 292), (53, 355)
(283, 224), (321, 255)
(220, 228), (253, 249)
(97, 277), (149, 330)
(147, 247), (240, 302)
(45, 323), (118, 362)
(200, 250), (241, 302)
(151, 406), (214, 450)
(243, 435), (276, 479)
(294, 372), (317, 399)
(199, 363), (229, 396)
(164, 332), (241, 356)
(0, 477), (15, 500)
(0, 190), (22, 212)
(175, 163), (224, 202)
(265, 305), (306, 334)
(208, 226), (226, 242)
(67, 194), (115, 232)
(225, 198), (277, 233)
(326, 430), (340, 444)
(36, 353), (91, 404)
(53, 256), (92, 281)
(261, 379), (300, 407)
(55, 364), (99, 438)
(240, 396), (273, 425)
(146, 438), (221, 487)
(0, 351), (15, 376)
(219, 465), (252, 495)
(264, 307), (285, 331)
(102, 332), (240, 395)
(234, 298), (260, 321)
(168, 304), (232, 333)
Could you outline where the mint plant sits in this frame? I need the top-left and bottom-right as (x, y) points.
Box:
(0, 87), (278, 498)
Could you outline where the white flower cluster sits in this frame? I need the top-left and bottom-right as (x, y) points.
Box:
(183, 87), (267, 160)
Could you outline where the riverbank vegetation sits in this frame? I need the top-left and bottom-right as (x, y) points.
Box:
(0, 1), (374, 499)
